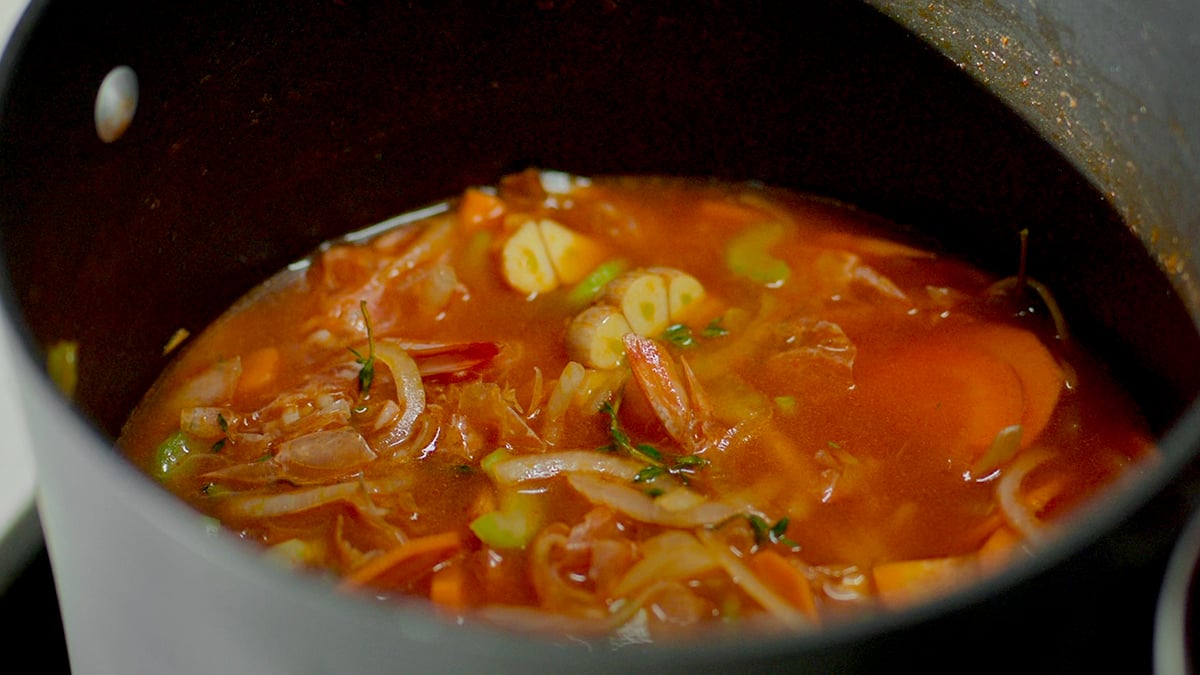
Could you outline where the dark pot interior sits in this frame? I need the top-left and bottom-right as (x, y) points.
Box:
(2, 0), (1199, 672)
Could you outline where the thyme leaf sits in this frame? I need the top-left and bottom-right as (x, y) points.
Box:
(662, 323), (696, 348)
(745, 514), (800, 549)
(211, 413), (229, 452)
(701, 316), (729, 338)
(634, 465), (667, 483)
(635, 443), (664, 463)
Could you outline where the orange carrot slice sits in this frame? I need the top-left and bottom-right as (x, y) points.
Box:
(748, 550), (819, 622)
(962, 323), (1063, 445)
(236, 346), (280, 400)
(429, 562), (471, 611)
(978, 525), (1023, 574)
(872, 556), (974, 609)
(340, 531), (463, 590)
(855, 322), (1063, 465)
(458, 188), (506, 230)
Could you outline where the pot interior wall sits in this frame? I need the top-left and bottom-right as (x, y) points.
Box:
(2, 0), (1197, 441)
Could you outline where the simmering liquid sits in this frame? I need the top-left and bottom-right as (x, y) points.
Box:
(119, 170), (1153, 641)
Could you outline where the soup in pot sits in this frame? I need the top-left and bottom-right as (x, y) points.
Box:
(117, 170), (1154, 641)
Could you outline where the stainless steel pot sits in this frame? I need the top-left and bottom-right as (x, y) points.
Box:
(2, 1), (1198, 672)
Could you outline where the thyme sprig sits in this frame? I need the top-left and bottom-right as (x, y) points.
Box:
(598, 400), (709, 486)
(745, 514), (800, 550)
(660, 316), (730, 349)
(701, 316), (729, 338)
(347, 300), (376, 398)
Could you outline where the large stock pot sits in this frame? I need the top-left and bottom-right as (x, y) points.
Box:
(1, 1), (1198, 672)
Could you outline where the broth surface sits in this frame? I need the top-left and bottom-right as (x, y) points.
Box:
(119, 170), (1154, 640)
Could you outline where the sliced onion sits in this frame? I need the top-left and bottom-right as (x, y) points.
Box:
(476, 580), (692, 638)
(474, 605), (613, 637)
(170, 357), (242, 410)
(200, 461), (281, 487)
(374, 340), (426, 441)
(695, 529), (814, 631)
(654, 486), (707, 512)
(217, 481), (366, 519)
(542, 361), (586, 445)
(612, 531), (719, 597)
(996, 449), (1055, 543)
(491, 450), (656, 486)
(529, 526), (605, 611)
(970, 424), (1023, 480)
(215, 476), (412, 519)
(180, 406), (232, 440)
(566, 474), (736, 528)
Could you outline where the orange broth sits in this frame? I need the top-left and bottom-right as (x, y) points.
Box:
(118, 170), (1154, 639)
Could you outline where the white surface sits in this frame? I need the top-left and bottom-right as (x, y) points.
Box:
(0, 0), (37, 590)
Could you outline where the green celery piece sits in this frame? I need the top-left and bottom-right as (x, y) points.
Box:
(566, 258), (630, 307)
(155, 430), (196, 477)
(725, 222), (791, 285)
(774, 395), (797, 415)
(469, 492), (542, 549)
(46, 340), (79, 399)
(480, 448), (513, 476)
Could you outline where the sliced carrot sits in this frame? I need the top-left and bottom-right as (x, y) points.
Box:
(748, 550), (819, 622)
(872, 556), (974, 609)
(964, 324), (1064, 445)
(429, 562), (470, 611)
(855, 322), (1063, 465)
(458, 188), (506, 230)
(339, 530), (463, 590)
(856, 336), (1024, 463)
(236, 346), (280, 400)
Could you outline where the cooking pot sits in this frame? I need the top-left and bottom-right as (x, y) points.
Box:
(2, 1), (1198, 672)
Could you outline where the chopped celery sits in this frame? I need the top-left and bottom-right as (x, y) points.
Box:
(725, 222), (791, 286)
(155, 430), (198, 477)
(46, 340), (79, 399)
(200, 515), (222, 536)
(462, 229), (495, 273)
(470, 491), (543, 549)
(774, 396), (797, 415)
(566, 258), (629, 307)
(480, 448), (513, 475)
(265, 538), (321, 569)
(473, 449), (544, 548)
